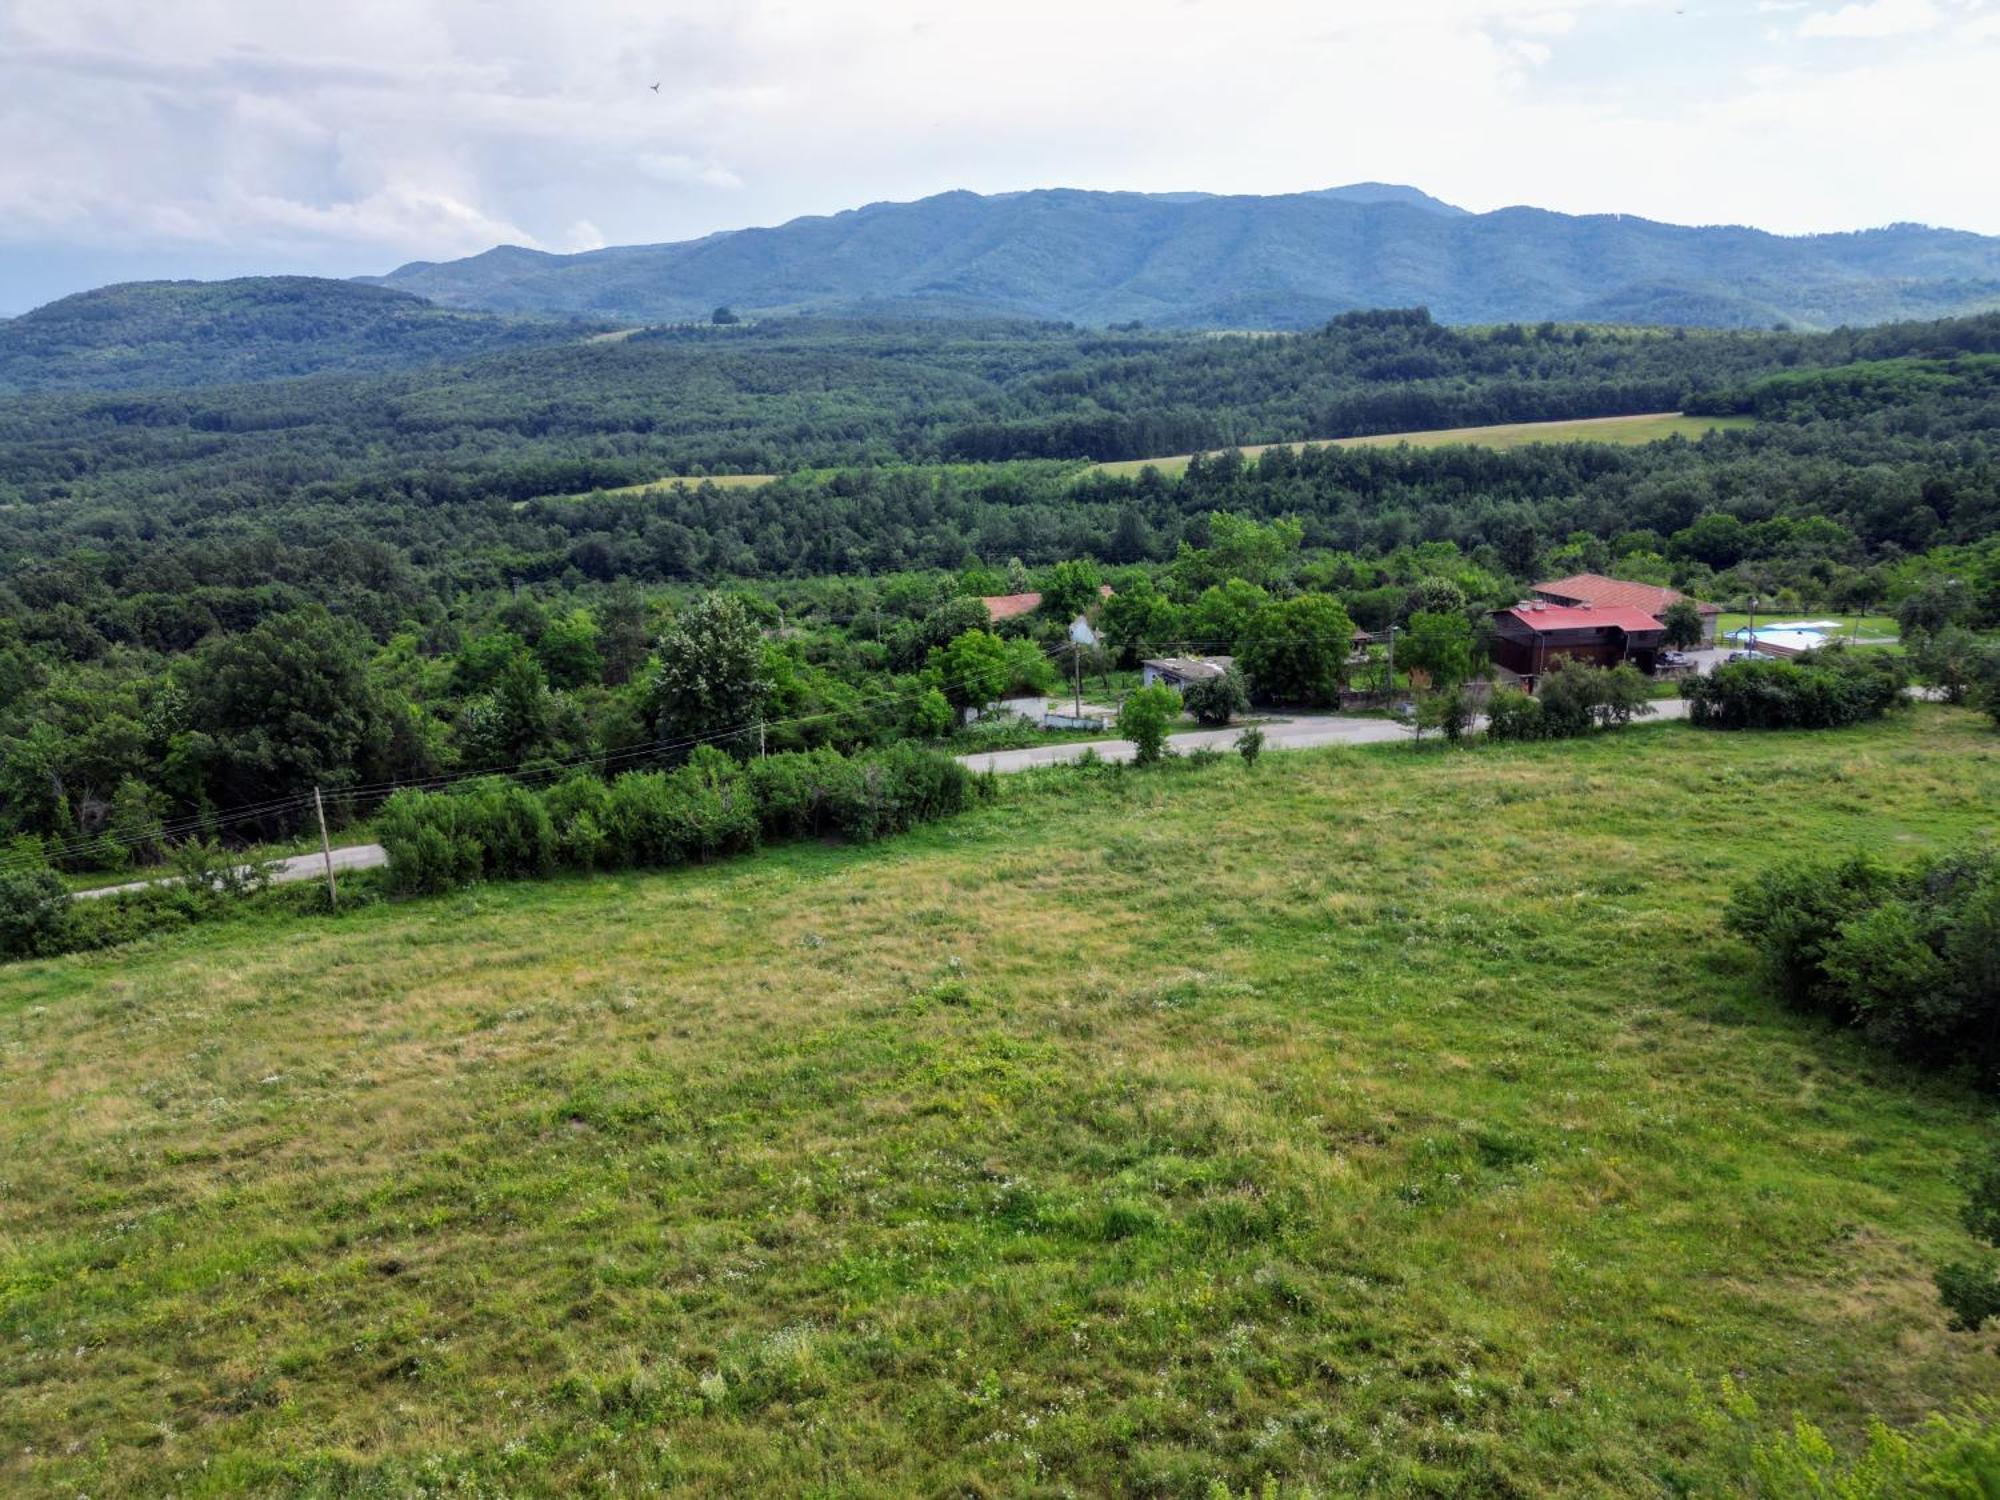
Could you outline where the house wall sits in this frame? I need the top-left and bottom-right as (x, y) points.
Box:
(1491, 623), (1663, 678)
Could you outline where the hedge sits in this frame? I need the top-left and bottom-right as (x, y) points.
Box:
(1684, 648), (1906, 730)
(379, 744), (978, 896)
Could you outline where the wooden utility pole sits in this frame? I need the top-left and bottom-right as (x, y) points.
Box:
(314, 786), (337, 908)
(1073, 643), (1084, 720)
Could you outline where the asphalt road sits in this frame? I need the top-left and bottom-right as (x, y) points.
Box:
(959, 698), (1690, 773)
(74, 840), (390, 901)
(78, 700), (1694, 900)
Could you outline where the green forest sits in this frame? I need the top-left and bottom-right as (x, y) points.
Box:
(2, 304), (1998, 876)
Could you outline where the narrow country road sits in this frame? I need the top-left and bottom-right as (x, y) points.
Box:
(958, 697), (1690, 773)
(76, 700), (1693, 900)
(74, 840), (390, 901)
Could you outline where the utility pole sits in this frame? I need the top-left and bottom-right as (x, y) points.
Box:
(1073, 642), (1084, 721)
(758, 720), (767, 758)
(313, 786), (337, 909)
(1384, 625), (1396, 698)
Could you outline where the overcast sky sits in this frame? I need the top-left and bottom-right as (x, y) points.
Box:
(1, 0), (1995, 313)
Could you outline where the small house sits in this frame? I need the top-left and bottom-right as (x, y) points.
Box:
(1532, 573), (1720, 647)
(1141, 656), (1235, 691)
(1490, 602), (1666, 689)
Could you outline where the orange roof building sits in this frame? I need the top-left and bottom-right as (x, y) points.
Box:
(1532, 573), (1719, 645)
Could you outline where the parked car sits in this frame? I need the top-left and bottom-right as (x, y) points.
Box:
(1725, 650), (1761, 663)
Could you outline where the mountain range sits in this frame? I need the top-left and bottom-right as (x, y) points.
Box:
(8, 184), (2000, 394)
(363, 184), (2000, 332)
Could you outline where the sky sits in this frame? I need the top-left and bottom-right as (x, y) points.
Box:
(2, 0), (1996, 313)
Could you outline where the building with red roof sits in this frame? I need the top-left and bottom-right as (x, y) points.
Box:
(1491, 600), (1668, 688)
(1532, 573), (1720, 645)
(976, 584), (1114, 624)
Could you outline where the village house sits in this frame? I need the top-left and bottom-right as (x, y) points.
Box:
(1141, 656), (1235, 691)
(976, 584), (1115, 623)
(1490, 601), (1666, 690)
(1532, 573), (1721, 647)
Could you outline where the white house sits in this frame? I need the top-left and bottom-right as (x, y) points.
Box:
(1141, 656), (1234, 690)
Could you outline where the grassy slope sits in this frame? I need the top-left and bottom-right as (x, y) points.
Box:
(568, 416), (1746, 497)
(1089, 412), (1754, 479)
(3, 711), (1997, 1496)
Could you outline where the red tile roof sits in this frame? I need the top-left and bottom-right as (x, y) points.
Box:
(1533, 573), (1720, 616)
(1499, 603), (1668, 634)
(978, 591), (1043, 620)
(976, 584), (1114, 622)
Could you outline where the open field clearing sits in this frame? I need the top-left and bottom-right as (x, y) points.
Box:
(602, 471), (779, 494)
(1089, 412), (1754, 479)
(3, 710), (1997, 1495)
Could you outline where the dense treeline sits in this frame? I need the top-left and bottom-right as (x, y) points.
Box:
(3, 308), (1999, 874)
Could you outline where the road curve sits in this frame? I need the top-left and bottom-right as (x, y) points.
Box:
(77, 701), (1692, 899)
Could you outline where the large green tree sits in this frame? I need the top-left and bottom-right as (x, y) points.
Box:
(1238, 593), (1357, 707)
(1397, 611), (1475, 690)
(649, 593), (773, 754)
(927, 629), (1015, 724)
(180, 606), (412, 808)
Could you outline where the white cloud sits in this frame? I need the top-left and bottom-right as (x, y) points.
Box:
(1799, 0), (1942, 37)
(0, 0), (1994, 308)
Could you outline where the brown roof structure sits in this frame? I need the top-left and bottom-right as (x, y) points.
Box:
(977, 584), (1114, 622)
(1497, 602), (1669, 635)
(1533, 573), (1719, 618)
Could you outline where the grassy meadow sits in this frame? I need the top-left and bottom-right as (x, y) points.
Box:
(3, 709), (1998, 1496)
(1088, 412), (1754, 479)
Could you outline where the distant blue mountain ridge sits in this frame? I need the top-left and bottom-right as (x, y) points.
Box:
(360, 183), (2000, 331)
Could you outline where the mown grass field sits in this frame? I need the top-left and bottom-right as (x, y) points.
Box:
(1089, 412), (1754, 479)
(3, 709), (1997, 1496)
(1714, 614), (1902, 650)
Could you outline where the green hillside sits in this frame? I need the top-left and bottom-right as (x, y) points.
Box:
(4, 712), (1997, 1495)
(366, 186), (2000, 331)
(0, 277), (604, 393)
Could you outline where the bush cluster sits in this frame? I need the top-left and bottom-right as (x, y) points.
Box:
(1684, 648), (1906, 730)
(377, 744), (977, 896)
(0, 840), (293, 962)
(1724, 844), (2000, 1084)
(1485, 661), (1653, 741)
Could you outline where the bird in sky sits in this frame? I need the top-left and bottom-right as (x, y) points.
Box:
(649, 82), (661, 92)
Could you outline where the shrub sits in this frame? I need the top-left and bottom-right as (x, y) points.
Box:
(1181, 665), (1249, 726)
(1538, 660), (1653, 736)
(1725, 845), (2000, 1079)
(377, 789), (486, 895)
(1685, 647), (1906, 730)
(546, 773), (614, 871)
(1416, 688), (1472, 743)
(831, 744), (972, 841)
(0, 866), (72, 959)
(1485, 688), (1545, 741)
(378, 747), (973, 892)
(1753, 1406), (2000, 1497)
(1118, 684), (1183, 765)
(1235, 725), (1265, 768)
(746, 747), (858, 839)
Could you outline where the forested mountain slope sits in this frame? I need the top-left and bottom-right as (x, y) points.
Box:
(365, 186), (2000, 330)
(0, 278), (604, 393)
